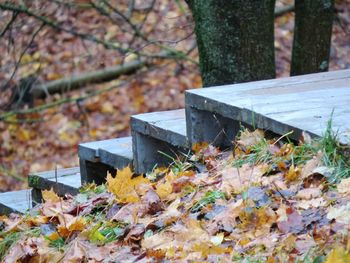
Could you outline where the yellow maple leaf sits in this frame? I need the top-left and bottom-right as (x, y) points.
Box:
(325, 247), (350, 263)
(42, 188), (60, 203)
(106, 166), (149, 203)
(156, 181), (173, 200)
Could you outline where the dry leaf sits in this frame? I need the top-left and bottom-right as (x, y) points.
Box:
(325, 247), (350, 263)
(285, 164), (300, 182)
(42, 188), (60, 203)
(107, 166), (149, 203)
(237, 129), (264, 147)
(327, 203), (350, 225)
(337, 178), (350, 195)
(296, 187), (322, 200)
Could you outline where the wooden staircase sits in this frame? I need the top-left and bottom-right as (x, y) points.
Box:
(1, 69), (350, 214)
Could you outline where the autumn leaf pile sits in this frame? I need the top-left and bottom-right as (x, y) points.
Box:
(1, 129), (350, 262)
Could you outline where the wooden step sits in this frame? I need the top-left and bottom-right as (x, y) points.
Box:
(78, 137), (133, 184)
(0, 189), (32, 215)
(28, 167), (81, 204)
(131, 109), (189, 174)
(185, 69), (350, 148)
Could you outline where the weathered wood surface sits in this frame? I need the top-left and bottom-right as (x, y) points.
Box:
(79, 137), (132, 184)
(28, 167), (81, 191)
(186, 69), (350, 145)
(131, 109), (189, 174)
(0, 189), (32, 215)
(29, 167), (81, 203)
(79, 137), (133, 168)
(131, 109), (188, 148)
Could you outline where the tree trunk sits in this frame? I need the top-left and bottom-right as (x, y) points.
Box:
(186, 0), (276, 87)
(291, 0), (334, 76)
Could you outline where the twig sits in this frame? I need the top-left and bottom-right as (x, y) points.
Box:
(272, 181), (290, 204)
(0, 10), (18, 38)
(0, 2), (195, 64)
(1, 22), (44, 91)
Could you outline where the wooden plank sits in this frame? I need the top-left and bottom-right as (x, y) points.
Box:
(131, 109), (189, 174)
(78, 137), (133, 168)
(186, 70), (350, 145)
(28, 167), (81, 197)
(0, 189), (32, 215)
(131, 109), (188, 148)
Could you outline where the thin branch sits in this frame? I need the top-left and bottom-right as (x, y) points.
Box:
(0, 10), (18, 38)
(126, 0), (135, 18)
(0, 2), (130, 54)
(1, 22), (44, 91)
(0, 60), (175, 122)
(0, 2), (195, 64)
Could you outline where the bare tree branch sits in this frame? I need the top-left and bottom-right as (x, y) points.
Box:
(1, 22), (45, 92)
(0, 10), (18, 38)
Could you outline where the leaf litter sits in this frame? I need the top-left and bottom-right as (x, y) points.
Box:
(1, 128), (350, 262)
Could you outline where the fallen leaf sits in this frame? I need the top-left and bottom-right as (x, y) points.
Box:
(220, 164), (264, 194)
(327, 203), (350, 224)
(325, 247), (350, 263)
(285, 164), (300, 182)
(337, 178), (350, 195)
(142, 188), (164, 215)
(296, 188), (322, 200)
(237, 129), (264, 147)
(107, 167), (149, 203)
(42, 188), (60, 203)
(296, 197), (327, 209)
(156, 181), (173, 200)
(208, 199), (244, 234)
(62, 238), (110, 262)
(277, 208), (304, 234)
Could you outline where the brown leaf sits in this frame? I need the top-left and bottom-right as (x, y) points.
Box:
(112, 203), (143, 224)
(220, 164), (265, 194)
(337, 178), (350, 195)
(125, 224), (145, 243)
(237, 129), (264, 147)
(62, 238), (110, 263)
(277, 208), (304, 234)
(208, 199), (244, 234)
(142, 188), (164, 215)
(296, 188), (322, 200)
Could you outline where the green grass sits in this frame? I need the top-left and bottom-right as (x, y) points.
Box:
(232, 114), (350, 183)
(190, 190), (225, 213)
(0, 227), (40, 260)
(158, 150), (194, 175)
(0, 232), (21, 260)
(48, 237), (65, 250)
(316, 116), (350, 183)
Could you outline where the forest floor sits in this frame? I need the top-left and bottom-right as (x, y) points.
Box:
(0, 0), (350, 191)
(1, 128), (350, 262)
